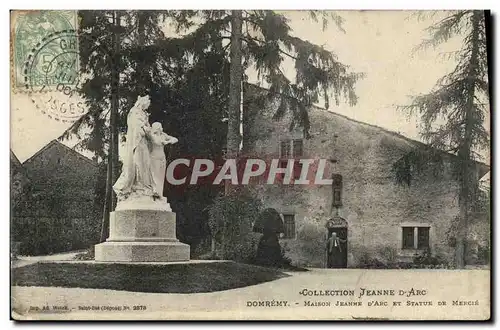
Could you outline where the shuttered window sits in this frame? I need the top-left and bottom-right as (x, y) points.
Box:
(280, 139), (303, 158)
(282, 214), (296, 239)
(402, 226), (430, 250)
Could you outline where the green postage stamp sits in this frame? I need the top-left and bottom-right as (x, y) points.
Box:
(12, 10), (79, 91)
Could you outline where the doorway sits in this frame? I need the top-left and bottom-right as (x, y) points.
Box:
(326, 227), (348, 268)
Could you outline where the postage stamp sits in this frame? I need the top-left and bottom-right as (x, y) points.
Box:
(24, 30), (86, 123)
(12, 10), (79, 90)
(11, 11), (86, 123)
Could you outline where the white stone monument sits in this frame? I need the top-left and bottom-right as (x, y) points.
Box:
(95, 95), (190, 262)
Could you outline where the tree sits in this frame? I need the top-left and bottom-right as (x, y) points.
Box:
(167, 10), (361, 255)
(226, 10), (243, 195)
(67, 10), (175, 242)
(66, 10), (362, 251)
(167, 10), (362, 147)
(207, 190), (263, 260)
(397, 11), (490, 268)
(67, 10), (230, 246)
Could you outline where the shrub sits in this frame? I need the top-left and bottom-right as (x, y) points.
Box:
(356, 253), (388, 269)
(295, 222), (326, 263)
(412, 250), (450, 269)
(207, 191), (263, 261)
(477, 244), (490, 265)
(296, 221), (324, 241)
(352, 245), (450, 269)
(377, 246), (399, 265)
(351, 245), (397, 269)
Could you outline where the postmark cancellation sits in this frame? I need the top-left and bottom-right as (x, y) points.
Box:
(12, 10), (79, 90)
(11, 11), (89, 123)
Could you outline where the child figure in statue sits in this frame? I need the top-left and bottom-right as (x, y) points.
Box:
(150, 122), (178, 198)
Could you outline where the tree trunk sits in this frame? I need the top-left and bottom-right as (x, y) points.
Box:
(219, 10), (243, 258)
(455, 11), (481, 268)
(225, 10), (243, 195)
(100, 11), (121, 242)
(110, 11), (121, 211)
(99, 153), (112, 242)
(137, 11), (146, 87)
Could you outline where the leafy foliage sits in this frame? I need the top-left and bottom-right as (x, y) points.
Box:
(392, 149), (445, 186)
(207, 190), (263, 261)
(396, 11), (490, 267)
(166, 10), (363, 137)
(67, 10), (362, 249)
(63, 11), (174, 159)
(396, 11), (489, 186)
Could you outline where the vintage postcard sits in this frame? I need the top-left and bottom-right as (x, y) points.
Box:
(10, 10), (491, 321)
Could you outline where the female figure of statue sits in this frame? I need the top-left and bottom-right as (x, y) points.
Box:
(113, 95), (156, 201)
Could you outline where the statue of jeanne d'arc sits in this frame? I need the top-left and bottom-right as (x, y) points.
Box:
(113, 95), (178, 203)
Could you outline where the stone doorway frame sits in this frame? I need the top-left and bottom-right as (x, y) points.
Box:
(325, 216), (348, 268)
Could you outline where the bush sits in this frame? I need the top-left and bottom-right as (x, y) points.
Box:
(377, 246), (399, 265)
(413, 249), (447, 268)
(255, 233), (282, 266)
(356, 252), (388, 269)
(352, 245), (450, 269)
(294, 222), (326, 266)
(13, 216), (100, 256)
(230, 233), (260, 263)
(207, 191), (263, 262)
(477, 244), (490, 265)
(352, 245), (398, 269)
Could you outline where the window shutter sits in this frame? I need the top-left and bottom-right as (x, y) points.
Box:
(292, 139), (303, 157)
(402, 227), (414, 249)
(280, 140), (291, 158)
(417, 227), (430, 249)
(282, 214), (296, 239)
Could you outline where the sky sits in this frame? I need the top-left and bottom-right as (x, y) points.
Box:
(10, 10), (490, 165)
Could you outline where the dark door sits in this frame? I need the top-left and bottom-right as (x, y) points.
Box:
(326, 227), (348, 268)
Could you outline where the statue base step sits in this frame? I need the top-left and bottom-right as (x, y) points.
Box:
(94, 208), (190, 262)
(95, 241), (190, 262)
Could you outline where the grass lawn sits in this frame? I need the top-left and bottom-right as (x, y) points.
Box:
(11, 261), (289, 293)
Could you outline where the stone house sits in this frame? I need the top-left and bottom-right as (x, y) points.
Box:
(242, 85), (490, 268)
(11, 140), (101, 255)
(10, 150), (29, 205)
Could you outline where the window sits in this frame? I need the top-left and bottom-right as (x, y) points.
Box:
(277, 160), (289, 181)
(280, 139), (303, 158)
(280, 140), (291, 158)
(402, 226), (430, 250)
(276, 160), (303, 182)
(332, 174), (343, 207)
(417, 227), (430, 249)
(282, 214), (296, 239)
(402, 227), (415, 249)
(293, 161), (303, 180)
(292, 139), (303, 157)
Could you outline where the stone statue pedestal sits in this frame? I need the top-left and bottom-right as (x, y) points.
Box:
(95, 198), (190, 262)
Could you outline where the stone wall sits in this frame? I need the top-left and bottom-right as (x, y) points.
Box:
(12, 141), (100, 255)
(243, 87), (465, 267)
(21, 141), (98, 208)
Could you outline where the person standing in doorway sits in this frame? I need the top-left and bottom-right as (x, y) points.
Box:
(326, 232), (347, 268)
